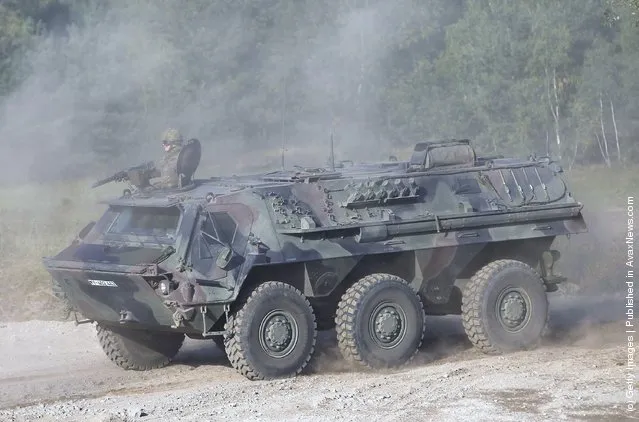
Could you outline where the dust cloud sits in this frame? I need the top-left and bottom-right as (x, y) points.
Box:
(554, 208), (628, 295)
(0, 1), (435, 321)
(0, 1), (427, 185)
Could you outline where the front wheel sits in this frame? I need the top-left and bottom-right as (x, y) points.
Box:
(335, 273), (425, 369)
(461, 259), (549, 354)
(224, 282), (317, 380)
(96, 324), (184, 370)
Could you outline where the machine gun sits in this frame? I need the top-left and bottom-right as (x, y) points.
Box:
(91, 161), (156, 189)
(90, 138), (202, 191)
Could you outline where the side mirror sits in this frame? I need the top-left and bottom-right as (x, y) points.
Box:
(216, 246), (237, 270)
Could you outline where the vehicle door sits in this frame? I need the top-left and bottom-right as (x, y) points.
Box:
(187, 203), (254, 284)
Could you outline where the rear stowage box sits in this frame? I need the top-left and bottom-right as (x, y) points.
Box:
(408, 139), (476, 171)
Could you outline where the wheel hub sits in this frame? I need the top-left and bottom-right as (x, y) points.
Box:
(264, 316), (292, 351)
(369, 302), (407, 349)
(375, 307), (401, 342)
(499, 291), (527, 328)
(258, 310), (299, 358)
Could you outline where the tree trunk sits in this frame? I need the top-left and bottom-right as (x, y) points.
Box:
(599, 92), (611, 167)
(594, 131), (610, 168)
(569, 138), (580, 171)
(610, 99), (621, 163)
(552, 68), (561, 158)
(545, 66), (561, 159)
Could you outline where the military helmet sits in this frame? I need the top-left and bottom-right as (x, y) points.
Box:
(161, 128), (184, 146)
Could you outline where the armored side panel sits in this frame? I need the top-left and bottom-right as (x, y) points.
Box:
(234, 142), (583, 308)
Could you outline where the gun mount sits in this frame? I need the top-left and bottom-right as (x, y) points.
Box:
(91, 138), (202, 192)
(91, 161), (156, 189)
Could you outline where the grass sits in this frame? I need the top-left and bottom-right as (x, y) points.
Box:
(0, 179), (122, 321)
(0, 157), (635, 322)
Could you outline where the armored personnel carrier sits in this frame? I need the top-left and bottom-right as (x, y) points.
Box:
(43, 139), (587, 380)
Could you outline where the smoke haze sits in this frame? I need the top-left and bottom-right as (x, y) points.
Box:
(0, 1), (431, 184)
(0, 0), (632, 326)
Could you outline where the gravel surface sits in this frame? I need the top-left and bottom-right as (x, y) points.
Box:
(0, 294), (634, 421)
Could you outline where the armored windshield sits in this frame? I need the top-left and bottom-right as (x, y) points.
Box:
(49, 205), (184, 266)
(91, 205), (183, 243)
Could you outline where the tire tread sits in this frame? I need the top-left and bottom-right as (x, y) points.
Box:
(96, 325), (184, 370)
(461, 259), (549, 354)
(335, 273), (425, 369)
(224, 281), (317, 380)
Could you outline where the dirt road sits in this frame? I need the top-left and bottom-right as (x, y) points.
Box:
(0, 293), (634, 422)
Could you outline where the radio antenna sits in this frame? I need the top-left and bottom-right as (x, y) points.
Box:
(329, 126), (335, 171)
(281, 140), (285, 170)
(280, 80), (287, 170)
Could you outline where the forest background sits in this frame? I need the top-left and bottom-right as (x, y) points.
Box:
(0, 0), (636, 320)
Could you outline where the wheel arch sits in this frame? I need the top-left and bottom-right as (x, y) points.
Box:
(457, 236), (556, 279)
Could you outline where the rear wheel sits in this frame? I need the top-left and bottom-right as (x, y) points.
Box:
(224, 282), (317, 380)
(461, 259), (549, 354)
(335, 273), (425, 369)
(96, 324), (184, 370)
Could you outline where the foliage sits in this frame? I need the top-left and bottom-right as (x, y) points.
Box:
(0, 0), (637, 179)
(0, 1), (636, 320)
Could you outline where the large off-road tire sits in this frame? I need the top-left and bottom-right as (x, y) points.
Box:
(223, 282), (317, 381)
(335, 273), (425, 369)
(96, 324), (185, 370)
(461, 259), (549, 354)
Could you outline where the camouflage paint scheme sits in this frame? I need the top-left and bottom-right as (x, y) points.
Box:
(43, 139), (587, 338)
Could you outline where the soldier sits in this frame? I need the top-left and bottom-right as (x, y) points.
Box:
(151, 128), (184, 189)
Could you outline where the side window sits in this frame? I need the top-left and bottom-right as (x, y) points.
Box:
(200, 212), (237, 247)
(195, 230), (213, 260)
(191, 211), (238, 275)
(209, 212), (238, 245)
